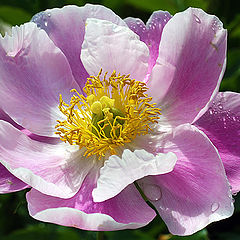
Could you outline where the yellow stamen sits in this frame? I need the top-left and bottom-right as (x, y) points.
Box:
(55, 70), (161, 159)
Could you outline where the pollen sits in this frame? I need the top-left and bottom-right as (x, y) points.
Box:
(55, 70), (161, 159)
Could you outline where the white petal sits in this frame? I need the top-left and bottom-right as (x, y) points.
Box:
(81, 18), (149, 81)
(92, 149), (177, 202)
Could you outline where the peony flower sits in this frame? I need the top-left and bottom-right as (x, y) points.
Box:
(0, 4), (239, 236)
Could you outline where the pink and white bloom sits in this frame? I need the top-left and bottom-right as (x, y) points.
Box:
(0, 4), (239, 236)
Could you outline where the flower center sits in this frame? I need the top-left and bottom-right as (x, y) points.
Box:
(55, 70), (161, 159)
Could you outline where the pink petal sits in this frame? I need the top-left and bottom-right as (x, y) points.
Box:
(0, 121), (94, 198)
(0, 22), (79, 137)
(0, 108), (59, 144)
(31, 4), (126, 89)
(195, 91), (240, 194)
(26, 164), (156, 231)
(0, 164), (29, 193)
(125, 11), (171, 82)
(0, 108), (23, 130)
(138, 124), (233, 235)
(92, 149), (177, 202)
(81, 18), (149, 81)
(148, 8), (227, 127)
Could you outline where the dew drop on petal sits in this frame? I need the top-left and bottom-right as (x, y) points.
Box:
(218, 104), (223, 110)
(211, 17), (223, 33)
(136, 20), (141, 25)
(193, 14), (201, 24)
(226, 112), (230, 119)
(211, 22), (217, 32)
(143, 184), (162, 201)
(209, 107), (213, 115)
(211, 202), (219, 212)
(222, 115), (227, 129)
(159, 205), (169, 212)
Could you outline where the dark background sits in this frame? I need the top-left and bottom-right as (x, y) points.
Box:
(0, 0), (239, 239)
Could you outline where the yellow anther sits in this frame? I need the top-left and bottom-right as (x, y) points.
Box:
(90, 101), (102, 115)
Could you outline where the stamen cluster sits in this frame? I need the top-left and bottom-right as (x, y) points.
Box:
(55, 70), (161, 159)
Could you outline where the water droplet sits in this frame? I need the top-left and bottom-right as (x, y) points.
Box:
(211, 23), (217, 32)
(211, 202), (219, 212)
(209, 107), (213, 115)
(143, 184), (162, 201)
(47, 12), (51, 17)
(194, 14), (201, 24)
(152, 23), (156, 29)
(163, 19), (167, 23)
(226, 112), (231, 119)
(218, 104), (223, 110)
(44, 20), (48, 27)
(232, 116), (237, 122)
(211, 18), (223, 33)
(160, 206), (169, 212)
(232, 192), (238, 196)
